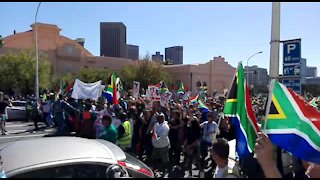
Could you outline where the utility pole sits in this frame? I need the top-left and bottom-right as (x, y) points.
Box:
(269, 2), (281, 81)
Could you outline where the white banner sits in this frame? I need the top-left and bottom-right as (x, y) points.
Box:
(71, 79), (102, 101)
(132, 81), (140, 98)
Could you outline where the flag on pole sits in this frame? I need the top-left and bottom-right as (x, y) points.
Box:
(198, 99), (209, 112)
(64, 80), (74, 95)
(189, 95), (199, 105)
(223, 62), (260, 158)
(177, 81), (185, 94)
(262, 80), (320, 164)
(102, 73), (116, 104)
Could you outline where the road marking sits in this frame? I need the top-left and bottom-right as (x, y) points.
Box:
(0, 133), (47, 139)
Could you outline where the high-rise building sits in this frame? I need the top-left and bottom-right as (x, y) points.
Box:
(165, 46), (183, 64)
(306, 66), (317, 77)
(100, 22), (127, 58)
(152, 52), (164, 63)
(244, 65), (269, 86)
(127, 44), (139, 60)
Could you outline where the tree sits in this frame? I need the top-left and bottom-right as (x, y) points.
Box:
(77, 67), (111, 84)
(0, 35), (3, 48)
(0, 50), (51, 95)
(119, 56), (172, 90)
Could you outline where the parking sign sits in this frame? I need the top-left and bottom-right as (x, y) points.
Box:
(283, 40), (301, 64)
(282, 79), (301, 95)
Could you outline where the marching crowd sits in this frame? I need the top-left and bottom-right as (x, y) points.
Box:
(0, 90), (319, 178)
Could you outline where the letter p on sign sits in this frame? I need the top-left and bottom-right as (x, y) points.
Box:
(287, 44), (296, 54)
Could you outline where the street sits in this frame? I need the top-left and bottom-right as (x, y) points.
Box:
(0, 121), (54, 144)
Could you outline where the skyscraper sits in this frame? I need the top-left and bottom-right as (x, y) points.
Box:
(165, 46), (183, 64)
(127, 44), (139, 60)
(152, 52), (164, 63)
(100, 22), (127, 58)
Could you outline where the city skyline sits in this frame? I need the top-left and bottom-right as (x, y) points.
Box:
(1, 2), (320, 73)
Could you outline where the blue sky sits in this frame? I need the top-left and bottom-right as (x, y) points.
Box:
(1, 2), (319, 74)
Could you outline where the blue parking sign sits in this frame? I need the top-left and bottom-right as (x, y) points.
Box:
(283, 79), (301, 95)
(283, 40), (301, 64)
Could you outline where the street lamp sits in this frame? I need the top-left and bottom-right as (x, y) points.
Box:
(246, 51), (263, 85)
(35, 2), (42, 101)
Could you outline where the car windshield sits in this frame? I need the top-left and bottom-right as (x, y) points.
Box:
(12, 102), (25, 107)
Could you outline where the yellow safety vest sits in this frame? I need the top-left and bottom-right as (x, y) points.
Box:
(118, 121), (131, 146)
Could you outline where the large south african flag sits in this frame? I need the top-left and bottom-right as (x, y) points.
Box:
(263, 80), (320, 164)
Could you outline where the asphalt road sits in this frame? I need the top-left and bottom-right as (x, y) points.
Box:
(0, 121), (54, 144)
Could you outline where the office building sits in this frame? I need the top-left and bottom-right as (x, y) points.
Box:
(165, 46), (183, 64)
(127, 44), (139, 60)
(152, 52), (164, 63)
(306, 66), (317, 77)
(100, 22), (127, 58)
(244, 65), (269, 86)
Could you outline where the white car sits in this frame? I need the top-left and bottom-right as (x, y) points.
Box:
(7, 101), (26, 121)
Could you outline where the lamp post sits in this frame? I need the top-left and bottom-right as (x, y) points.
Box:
(246, 51), (263, 85)
(35, 2), (41, 100)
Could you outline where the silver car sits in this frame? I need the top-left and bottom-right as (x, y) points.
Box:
(7, 101), (26, 121)
(0, 137), (154, 178)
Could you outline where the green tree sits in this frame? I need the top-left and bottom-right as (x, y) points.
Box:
(77, 67), (111, 84)
(0, 50), (51, 95)
(119, 56), (172, 90)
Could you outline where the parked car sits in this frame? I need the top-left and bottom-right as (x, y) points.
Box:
(0, 137), (154, 178)
(7, 101), (26, 121)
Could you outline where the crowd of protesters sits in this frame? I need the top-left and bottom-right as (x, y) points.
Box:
(0, 89), (319, 178)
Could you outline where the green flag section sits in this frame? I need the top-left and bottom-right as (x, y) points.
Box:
(263, 80), (320, 164)
(177, 81), (185, 94)
(223, 62), (260, 158)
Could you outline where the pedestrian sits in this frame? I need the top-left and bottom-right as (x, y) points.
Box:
(0, 93), (10, 135)
(151, 112), (170, 171)
(117, 112), (131, 151)
(99, 115), (118, 144)
(168, 110), (184, 166)
(200, 112), (218, 171)
(79, 103), (96, 139)
(211, 138), (239, 178)
(42, 94), (54, 129)
(183, 116), (201, 178)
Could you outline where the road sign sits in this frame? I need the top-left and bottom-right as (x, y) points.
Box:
(283, 40), (301, 64)
(282, 79), (301, 95)
(283, 64), (300, 76)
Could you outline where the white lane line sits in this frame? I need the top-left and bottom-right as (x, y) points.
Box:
(0, 133), (47, 139)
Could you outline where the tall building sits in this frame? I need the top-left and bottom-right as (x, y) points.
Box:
(152, 52), (164, 63)
(127, 44), (139, 60)
(165, 46), (183, 64)
(244, 65), (269, 86)
(306, 66), (317, 77)
(100, 22), (127, 58)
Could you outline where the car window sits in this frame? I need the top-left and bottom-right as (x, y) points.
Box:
(11, 163), (111, 178)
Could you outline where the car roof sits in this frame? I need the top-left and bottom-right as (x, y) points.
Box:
(0, 137), (126, 175)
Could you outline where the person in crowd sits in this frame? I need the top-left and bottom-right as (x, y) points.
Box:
(151, 112), (170, 171)
(99, 115), (118, 144)
(183, 116), (201, 178)
(211, 138), (239, 178)
(200, 112), (219, 171)
(79, 102), (96, 139)
(53, 94), (79, 136)
(42, 94), (54, 129)
(0, 93), (10, 135)
(117, 112), (131, 151)
(94, 97), (108, 139)
(141, 108), (153, 160)
(25, 95), (33, 122)
(31, 96), (41, 131)
(168, 110), (184, 166)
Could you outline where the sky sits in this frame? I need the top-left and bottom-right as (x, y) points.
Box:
(1, 2), (320, 74)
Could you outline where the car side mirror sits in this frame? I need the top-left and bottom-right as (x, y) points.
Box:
(106, 164), (128, 178)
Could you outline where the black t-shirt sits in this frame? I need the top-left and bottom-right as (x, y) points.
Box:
(185, 125), (201, 145)
(169, 118), (180, 140)
(0, 101), (9, 114)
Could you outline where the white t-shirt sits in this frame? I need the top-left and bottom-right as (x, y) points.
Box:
(213, 163), (237, 178)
